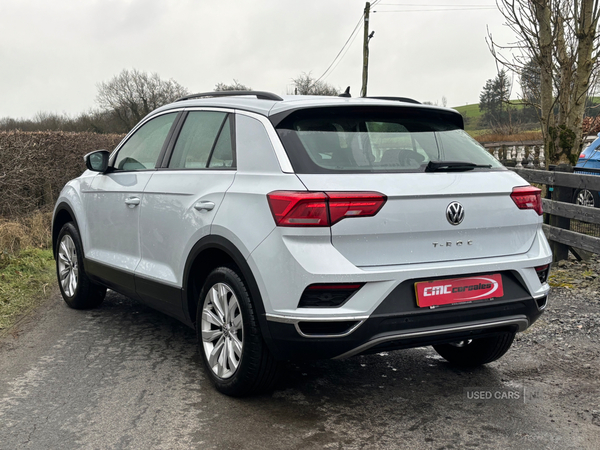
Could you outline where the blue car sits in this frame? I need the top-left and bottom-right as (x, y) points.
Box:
(574, 133), (600, 207)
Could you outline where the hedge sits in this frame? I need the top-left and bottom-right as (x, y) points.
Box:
(0, 131), (125, 218)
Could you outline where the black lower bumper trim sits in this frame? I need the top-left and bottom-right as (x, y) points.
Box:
(333, 316), (528, 359)
(265, 297), (544, 361)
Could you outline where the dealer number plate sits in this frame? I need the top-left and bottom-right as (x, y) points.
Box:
(415, 274), (504, 308)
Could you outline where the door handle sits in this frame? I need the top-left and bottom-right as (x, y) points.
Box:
(194, 201), (215, 212)
(125, 197), (141, 208)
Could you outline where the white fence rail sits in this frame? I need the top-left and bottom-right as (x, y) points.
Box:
(482, 135), (596, 168)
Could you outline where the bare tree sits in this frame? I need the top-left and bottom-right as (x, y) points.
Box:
(488, 0), (600, 165)
(214, 80), (251, 91)
(96, 69), (189, 132)
(289, 72), (340, 96)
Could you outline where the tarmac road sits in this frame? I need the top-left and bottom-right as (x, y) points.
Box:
(1, 289), (598, 450)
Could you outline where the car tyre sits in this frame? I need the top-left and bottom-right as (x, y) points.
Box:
(56, 222), (106, 309)
(197, 266), (280, 397)
(573, 189), (599, 207)
(432, 331), (516, 367)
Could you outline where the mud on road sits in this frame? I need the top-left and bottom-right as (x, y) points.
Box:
(0, 274), (599, 449)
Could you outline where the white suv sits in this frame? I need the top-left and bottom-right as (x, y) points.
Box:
(52, 91), (552, 396)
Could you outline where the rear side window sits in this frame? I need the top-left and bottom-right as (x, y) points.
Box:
(275, 107), (502, 173)
(168, 111), (234, 169)
(208, 116), (235, 168)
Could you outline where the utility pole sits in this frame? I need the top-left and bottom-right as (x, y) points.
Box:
(361, 1), (372, 98)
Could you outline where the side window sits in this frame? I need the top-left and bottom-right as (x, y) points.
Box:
(208, 116), (234, 168)
(113, 113), (177, 171)
(168, 111), (234, 169)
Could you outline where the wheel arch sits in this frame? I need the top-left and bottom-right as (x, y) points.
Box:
(52, 203), (80, 258)
(182, 235), (274, 346)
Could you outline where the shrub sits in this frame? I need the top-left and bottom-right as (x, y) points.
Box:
(0, 211), (53, 255)
(0, 131), (124, 218)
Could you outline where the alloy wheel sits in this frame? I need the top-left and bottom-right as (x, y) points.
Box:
(576, 189), (595, 207)
(57, 234), (78, 297)
(201, 283), (244, 379)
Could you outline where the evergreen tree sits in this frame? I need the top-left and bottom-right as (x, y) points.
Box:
(479, 70), (511, 127)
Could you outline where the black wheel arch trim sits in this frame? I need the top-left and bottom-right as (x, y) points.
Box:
(52, 202), (81, 258)
(182, 235), (275, 348)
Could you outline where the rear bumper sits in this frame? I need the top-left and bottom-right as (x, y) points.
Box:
(264, 276), (546, 361)
(250, 226), (551, 360)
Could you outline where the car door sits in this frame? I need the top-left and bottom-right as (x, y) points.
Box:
(135, 109), (236, 316)
(82, 111), (180, 296)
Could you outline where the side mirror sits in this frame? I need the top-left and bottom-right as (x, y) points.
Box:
(84, 150), (110, 172)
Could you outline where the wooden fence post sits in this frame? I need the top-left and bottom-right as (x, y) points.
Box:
(550, 164), (574, 262)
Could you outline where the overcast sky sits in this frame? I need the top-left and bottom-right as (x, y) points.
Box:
(0, 0), (518, 119)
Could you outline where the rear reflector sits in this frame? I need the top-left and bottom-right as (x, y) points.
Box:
(299, 283), (365, 308)
(535, 264), (550, 283)
(267, 191), (386, 227)
(510, 186), (543, 215)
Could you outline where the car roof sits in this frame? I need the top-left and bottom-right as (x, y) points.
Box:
(152, 93), (461, 119)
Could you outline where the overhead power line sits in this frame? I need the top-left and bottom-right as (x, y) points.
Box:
(314, 0), (491, 88)
(377, 3), (495, 6)
(313, 13), (365, 85)
(374, 8), (496, 12)
(374, 2), (496, 11)
(312, 0), (385, 85)
(323, 24), (363, 81)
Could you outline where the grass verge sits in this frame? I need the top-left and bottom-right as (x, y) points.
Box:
(0, 248), (56, 332)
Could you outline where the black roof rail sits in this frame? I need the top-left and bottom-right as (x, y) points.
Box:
(368, 96), (421, 104)
(176, 91), (283, 102)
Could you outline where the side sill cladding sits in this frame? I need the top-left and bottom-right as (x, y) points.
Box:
(182, 235), (275, 348)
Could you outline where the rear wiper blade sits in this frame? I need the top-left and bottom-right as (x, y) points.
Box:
(425, 161), (492, 172)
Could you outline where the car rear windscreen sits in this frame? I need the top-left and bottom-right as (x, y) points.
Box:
(274, 106), (503, 173)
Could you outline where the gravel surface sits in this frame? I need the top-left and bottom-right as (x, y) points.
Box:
(505, 254), (600, 435)
(535, 254), (600, 341)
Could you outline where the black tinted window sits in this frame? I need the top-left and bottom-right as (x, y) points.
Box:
(276, 107), (502, 173)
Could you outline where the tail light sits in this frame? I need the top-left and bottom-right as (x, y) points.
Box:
(510, 186), (543, 215)
(267, 191), (387, 227)
(267, 192), (329, 226)
(327, 192), (388, 225)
